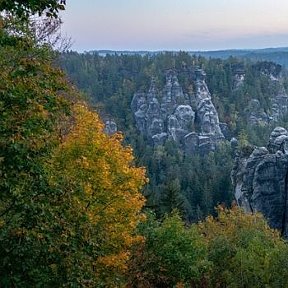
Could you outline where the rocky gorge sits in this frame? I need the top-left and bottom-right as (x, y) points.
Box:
(131, 64), (288, 236)
(60, 52), (288, 226)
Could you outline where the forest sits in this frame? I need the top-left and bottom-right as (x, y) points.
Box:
(59, 50), (288, 221)
(1, 1), (288, 287)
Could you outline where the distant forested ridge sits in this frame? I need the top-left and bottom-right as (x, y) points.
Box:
(93, 47), (288, 67)
(189, 47), (288, 68)
(59, 51), (288, 220)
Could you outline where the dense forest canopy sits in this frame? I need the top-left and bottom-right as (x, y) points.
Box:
(59, 51), (288, 220)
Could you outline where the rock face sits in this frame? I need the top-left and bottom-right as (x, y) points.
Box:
(232, 127), (288, 237)
(271, 84), (288, 122)
(131, 69), (225, 154)
(104, 120), (117, 135)
(246, 62), (288, 125)
(232, 63), (245, 90)
(246, 99), (270, 125)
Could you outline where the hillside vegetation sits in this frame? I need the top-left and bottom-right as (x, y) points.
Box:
(59, 51), (288, 221)
(1, 1), (288, 287)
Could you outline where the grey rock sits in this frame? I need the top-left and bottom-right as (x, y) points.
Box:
(131, 69), (225, 153)
(232, 63), (245, 90)
(174, 105), (195, 131)
(270, 126), (288, 139)
(268, 127), (288, 153)
(104, 120), (117, 135)
(230, 137), (239, 153)
(167, 115), (181, 141)
(220, 122), (231, 139)
(198, 135), (216, 155)
(135, 104), (148, 133)
(245, 63), (288, 125)
(152, 132), (168, 146)
(196, 98), (223, 137)
(146, 98), (160, 121)
(271, 85), (288, 121)
(246, 99), (269, 126)
(232, 127), (288, 237)
(233, 72), (245, 90)
(148, 118), (164, 137)
(147, 78), (157, 101)
(184, 132), (199, 154)
(194, 69), (224, 138)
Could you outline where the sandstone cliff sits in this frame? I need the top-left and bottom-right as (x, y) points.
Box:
(232, 127), (288, 237)
(131, 69), (225, 154)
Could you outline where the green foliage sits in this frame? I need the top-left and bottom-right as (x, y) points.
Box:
(199, 206), (288, 288)
(59, 51), (288, 221)
(0, 22), (146, 287)
(128, 211), (209, 287)
(3, 15), (288, 286)
(128, 207), (288, 288)
(2, 28), (288, 286)
(0, 0), (66, 19)
(0, 28), (72, 286)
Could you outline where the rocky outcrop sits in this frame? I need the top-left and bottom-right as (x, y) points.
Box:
(104, 120), (117, 135)
(131, 69), (225, 154)
(263, 63), (288, 122)
(271, 84), (288, 122)
(232, 63), (245, 90)
(246, 62), (288, 125)
(246, 99), (270, 125)
(232, 127), (288, 237)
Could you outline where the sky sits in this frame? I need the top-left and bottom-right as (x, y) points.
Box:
(60, 0), (288, 52)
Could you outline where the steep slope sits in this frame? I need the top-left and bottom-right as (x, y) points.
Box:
(232, 127), (288, 237)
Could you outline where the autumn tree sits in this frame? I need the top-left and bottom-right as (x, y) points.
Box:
(198, 206), (288, 288)
(46, 103), (146, 286)
(0, 22), (74, 286)
(0, 16), (146, 287)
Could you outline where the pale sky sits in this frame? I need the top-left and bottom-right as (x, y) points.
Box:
(60, 0), (288, 52)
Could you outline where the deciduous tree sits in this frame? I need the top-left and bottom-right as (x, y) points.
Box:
(0, 25), (146, 287)
(0, 0), (66, 19)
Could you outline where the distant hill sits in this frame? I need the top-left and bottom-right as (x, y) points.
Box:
(192, 47), (288, 67)
(92, 47), (288, 67)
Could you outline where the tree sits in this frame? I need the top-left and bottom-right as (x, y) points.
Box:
(128, 211), (209, 287)
(47, 103), (147, 286)
(0, 23), (147, 286)
(198, 206), (287, 288)
(0, 25), (74, 286)
(159, 179), (186, 218)
(0, 0), (66, 19)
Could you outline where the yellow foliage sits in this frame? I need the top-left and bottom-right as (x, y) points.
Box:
(175, 282), (185, 288)
(48, 103), (147, 283)
(198, 205), (281, 243)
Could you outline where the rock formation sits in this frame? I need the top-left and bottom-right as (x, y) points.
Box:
(131, 69), (225, 154)
(246, 62), (288, 125)
(232, 127), (288, 237)
(246, 99), (270, 125)
(232, 63), (245, 90)
(104, 120), (117, 135)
